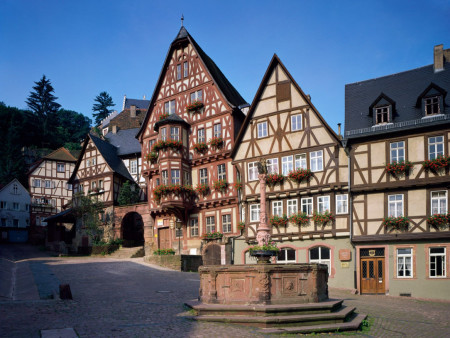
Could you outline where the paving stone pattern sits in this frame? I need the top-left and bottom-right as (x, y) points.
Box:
(0, 245), (449, 337)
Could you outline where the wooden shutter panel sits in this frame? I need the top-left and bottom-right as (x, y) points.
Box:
(277, 82), (291, 102)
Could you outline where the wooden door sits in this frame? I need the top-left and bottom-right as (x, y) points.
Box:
(203, 243), (221, 265)
(361, 257), (385, 294)
(158, 228), (171, 249)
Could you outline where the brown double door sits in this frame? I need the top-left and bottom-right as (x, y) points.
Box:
(158, 228), (171, 249)
(361, 257), (385, 294)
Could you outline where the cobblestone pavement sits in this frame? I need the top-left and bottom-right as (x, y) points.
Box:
(1, 244), (449, 337)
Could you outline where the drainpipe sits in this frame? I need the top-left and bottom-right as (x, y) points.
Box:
(229, 169), (243, 265)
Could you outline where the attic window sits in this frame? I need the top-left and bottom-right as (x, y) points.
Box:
(375, 106), (389, 124)
(276, 82), (291, 102)
(424, 96), (441, 116)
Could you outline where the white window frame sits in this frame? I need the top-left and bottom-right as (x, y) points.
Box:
(250, 204), (260, 222)
(176, 64), (181, 80)
(206, 216), (215, 233)
(336, 194), (348, 214)
(257, 121), (268, 138)
(291, 114), (302, 131)
(310, 150), (323, 172)
(160, 127), (167, 141)
(33, 179), (41, 188)
(248, 162), (258, 181)
(170, 127), (180, 141)
(171, 169), (180, 184)
(272, 201), (283, 216)
(309, 247), (331, 275)
(390, 141), (405, 163)
(277, 248), (297, 264)
(130, 160), (137, 174)
(431, 191), (447, 215)
(428, 136), (444, 160)
(287, 199), (298, 217)
(199, 168), (208, 184)
(397, 248), (413, 278)
(429, 247), (446, 278)
(282, 155), (293, 175)
(45, 180), (52, 189)
(161, 170), (168, 185)
(222, 214), (231, 233)
(190, 218), (199, 237)
(217, 164), (226, 181)
(164, 100), (176, 114)
(198, 128), (205, 143)
(57, 163), (65, 172)
(301, 197), (313, 216)
(191, 90), (202, 102)
(388, 194), (404, 217)
(317, 196), (330, 213)
(266, 158), (279, 174)
(183, 61), (189, 78)
(213, 123), (222, 138)
(295, 153), (307, 170)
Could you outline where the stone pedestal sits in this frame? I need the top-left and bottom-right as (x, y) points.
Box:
(199, 263), (328, 305)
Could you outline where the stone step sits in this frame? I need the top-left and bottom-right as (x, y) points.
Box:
(186, 299), (343, 317)
(193, 305), (356, 328)
(258, 313), (367, 334)
(109, 246), (144, 259)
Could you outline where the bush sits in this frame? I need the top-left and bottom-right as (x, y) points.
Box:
(153, 248), (176, 255)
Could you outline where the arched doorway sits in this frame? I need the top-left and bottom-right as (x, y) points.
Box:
(121, 212), (144, 247)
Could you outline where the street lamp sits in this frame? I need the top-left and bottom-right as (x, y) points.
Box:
(175, 218), (183, 255)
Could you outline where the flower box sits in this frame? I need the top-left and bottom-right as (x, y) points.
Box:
(153, 184), (195, 201)
(385, 160), (413, 176)
(151, 140), (182, 152)
(382, 216), (409, 230)
(427, 213), (449, 228)
(237, 221), (245, 230)
(159, 113), (169, 121)
(195, 183), (210, 196)
(234, 181), (242, 190)
(153, 248), (175, 255)
(152, 140), (166, 152)
(193, 142), (208, 154)
(202, 231), (223, 240)
(289, 212), (309, 227)
(213, 179), (228, 192)
(312, 210), (335, 225)
(265, 173), (285, 186)
(146, 152), (158, 164)
(288, 168), (313, 183)
(209, 137), (224, 149)
(422, 156), (450, 172)
(270, 214), (288, 227)
(186, 101), (204, 113)
(248, 241), (280, 253)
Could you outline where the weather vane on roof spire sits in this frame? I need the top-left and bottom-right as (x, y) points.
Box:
(181, 14), (184, 27)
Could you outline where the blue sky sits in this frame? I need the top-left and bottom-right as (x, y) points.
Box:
(1, 0), (449, 132)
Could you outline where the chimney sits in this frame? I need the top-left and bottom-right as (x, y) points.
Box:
(306, 94), (311, 101)
(434, 44), (444, 72)
(338, 123), (342, 138)
(130, 105), (136, 118)
(112, 125), (117, 134)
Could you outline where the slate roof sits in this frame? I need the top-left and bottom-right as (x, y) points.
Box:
(154, 113), (190, 131)
(105, 128), (141, 156)
(123, 98), (150, 110)
(345, 61), (450, 138)
(43, 147), (77, 162)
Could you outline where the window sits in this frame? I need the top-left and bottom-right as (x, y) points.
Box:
(184, 171), (190, 185)
(287, 199), (298, 217)
(13, 219), (19, 227)
(45, 180), (52, 188)
(176, 64), (181, 80)
(149, 139), (156, 151)
(0, 201), (6, 209)
(428, 136), (444, 160)
(222, 214), (231, 233)
(310, 247), (331, 275)
(98, 180), (103, 189)
(191, 90), (203, 102)
(431, 191), (447, 214)
(33, 179), (40, 188)
(250, 204), (260, 222)
(160, 127), (167, 141)
(248, 162), (258, 181)
(92, 158), (96, 166)
(291, 114), (302, 131)
(161, 170), (168, 185)
(170, 127), (179, 141)
(397, 248), (413, 278)
(86, 159), (91, 167)
(295, 154), (307, 169)
(164, 100), (175, 114)
(257, 121), (268, 138)
(57, 163), (65, 172)
(277, 248), (296, 263)
(310, 150), (323, 172)
(190, 218), (199, 237)
(91, 181), (96, 190)
(198, 128), (205, 143)
(388, 194), (404, 217)
(66, 183), (73, 190)
(266, 158), (279, 174)
(301, 197), (313, 216)
(375, 106), (389, 124)
(171, 169), (180, 184)
(25, 204), (29, 211)
(425, 96), (440, 115)
(13, 184), (18, 194)
(272, 201), (283, 216)
(429, 247), (446, 278)
(183, 61), (188, 78)
(13, 202), (19, 211)
(217, 164), (226, 180)
(390, 141), (405, 163)
(1, 218), (6, 227)
(130, 160), (137, 174)
(336, 195), (348, 214)
(199, 168), (208, 184)
(206, 216), (215, 233)
(282, 155), (293, 175)
(213, 123), (222, 138)
(155, 178), (160, 186)
(317, 196), (330, 213)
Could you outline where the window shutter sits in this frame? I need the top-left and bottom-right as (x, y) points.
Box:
(277, 82), (291, 102)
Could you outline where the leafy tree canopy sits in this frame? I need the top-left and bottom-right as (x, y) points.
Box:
(92, 91), (114, 126)
(118, 181), (140, 206)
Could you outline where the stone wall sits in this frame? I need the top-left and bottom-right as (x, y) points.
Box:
(144, 254), (203, 272)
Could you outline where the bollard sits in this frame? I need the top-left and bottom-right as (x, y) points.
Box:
(59, 284), (73, 300)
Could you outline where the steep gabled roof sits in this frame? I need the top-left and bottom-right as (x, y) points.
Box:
(43, 147), (77, 162)
(123, 98), (150, 110)
(231, 54), (340, 158)
(136, 26), (247, 139)
(0, 178), (29, 196)
(105, 128), (141, 156)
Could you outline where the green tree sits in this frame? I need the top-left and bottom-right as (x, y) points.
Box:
(26, 75), (61, 147)
(92, 91), (114, 126)
(56, 109), (92, 149)
(117, 181), (140, 206)
(71, 192), (105, 244)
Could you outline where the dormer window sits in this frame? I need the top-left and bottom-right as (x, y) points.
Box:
(424, 96), (440, 115)
(375, 106), (389, 124)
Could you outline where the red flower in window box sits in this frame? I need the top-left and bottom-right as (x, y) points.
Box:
(209, 137), (223, 149)
(152, 140), (166, 152)
(146, 152), (158, 164)
(289, 212), (310, 227)
(312, 210), (335, 225)
(427, 213), (449, 228)
(385, 160), (413, 176)
(265, 173), (285, 186)
(382, 216), (409, 230)
(288, 168), (313, 183)
(159, 113), (169, 121)
(165, 139), (183, 150)
(234, 181), (242, 190)
(237, 221), (245, 230)
(213, 179), (228, 192)
(201, 231), (223, 240)
(193, 142), (208, 154)
(269, 214), (288, 227)
(422, 156), (450, 172)
(195, 183), (210, 196)
(186, 101), (204, 113)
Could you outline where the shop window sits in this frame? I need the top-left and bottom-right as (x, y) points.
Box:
(277, 248), (296, 263)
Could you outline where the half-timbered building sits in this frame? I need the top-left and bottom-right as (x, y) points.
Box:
(136, 26), (248, 256)
(344, 44), (450, 299)
(28, 147), (77, 227)
(232, 55), (353, 289)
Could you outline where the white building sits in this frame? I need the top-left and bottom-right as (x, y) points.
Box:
(0, 179), (31, 229)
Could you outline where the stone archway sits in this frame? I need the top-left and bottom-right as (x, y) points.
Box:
(121, 212), (144, 247)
